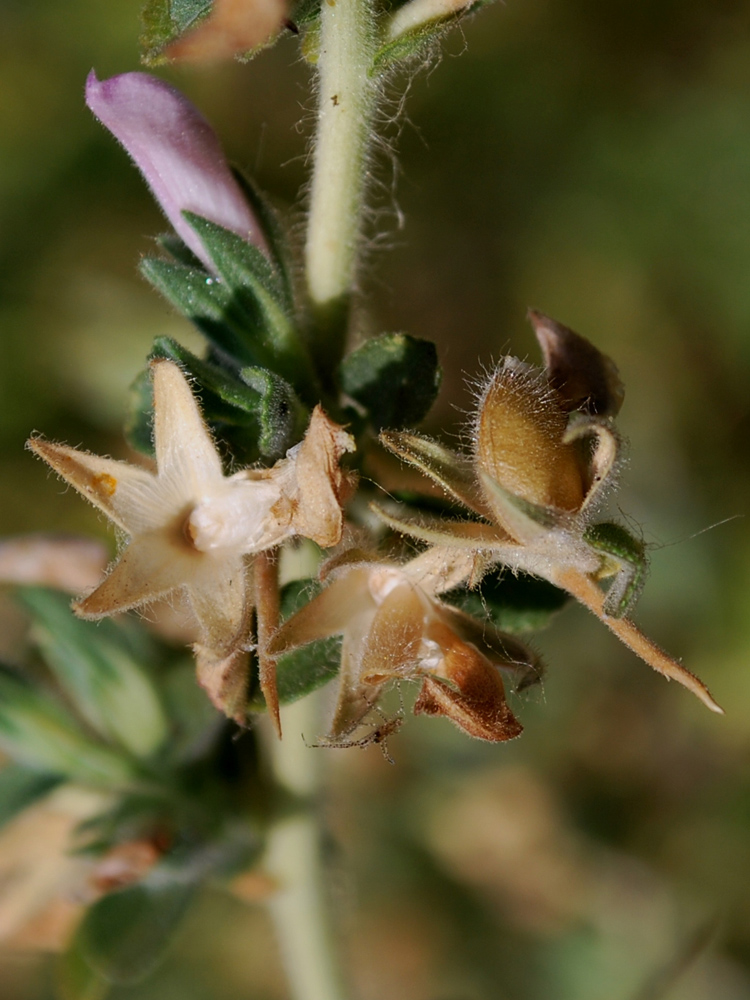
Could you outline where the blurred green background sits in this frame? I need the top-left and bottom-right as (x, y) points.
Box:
(2, 0), (750, 997)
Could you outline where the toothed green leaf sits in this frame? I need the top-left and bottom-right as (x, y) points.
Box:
(239, 366), (308, 456)
(231, 171), (296, 309)
(140, 257), (276, 368)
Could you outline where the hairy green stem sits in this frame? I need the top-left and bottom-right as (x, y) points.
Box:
(264, 696), (350, 1000)
(305, 0), (379, 370)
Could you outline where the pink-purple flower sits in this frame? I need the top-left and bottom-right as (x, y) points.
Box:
(86, 71), (264, 270)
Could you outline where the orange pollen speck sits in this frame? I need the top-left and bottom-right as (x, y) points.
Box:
(92, 473), (117, 497)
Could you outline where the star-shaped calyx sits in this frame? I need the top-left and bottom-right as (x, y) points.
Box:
(28, 359), (355, 731)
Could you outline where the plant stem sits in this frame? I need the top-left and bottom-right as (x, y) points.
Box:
(264, 695), (350, 1000)
(305, 0), (378, 371)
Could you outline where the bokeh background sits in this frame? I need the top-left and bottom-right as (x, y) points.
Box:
(2, 0), (750, 997)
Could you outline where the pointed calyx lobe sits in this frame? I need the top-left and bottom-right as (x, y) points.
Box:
(376, 311), (722, 714)
(27, 360), (354, 729)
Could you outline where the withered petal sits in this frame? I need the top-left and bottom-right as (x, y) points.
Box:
(563, 415), (621, 512)
(290, 406), (356, 548)
(187, 553), (252, 654)
(268, 568), (373, 655)
(194, 645), (251, 724)
(414, 625), (523, 742)
(528, 309), (625, 417)
(328, 611), (384, 739)
(401, 546), (483, 596)
(436, 602), (543, 683)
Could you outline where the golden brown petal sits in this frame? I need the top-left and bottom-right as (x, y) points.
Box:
(476, 359), (586, 514)
(360, 583), (427, 684)
(414, 620), (523, 741)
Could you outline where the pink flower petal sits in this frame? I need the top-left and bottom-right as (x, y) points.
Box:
(86, 71), (264, 269)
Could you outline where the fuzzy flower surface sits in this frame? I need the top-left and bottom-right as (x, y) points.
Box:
(374, 312), (722, 714)
(270, 546), (541, 743)
(86, 71), (265, 270)
(28, 360), (354, 726)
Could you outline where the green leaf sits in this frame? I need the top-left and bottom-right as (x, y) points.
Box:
(58, 936), (110, 1000)
(340, 333), (441, 431)
(0, 763), (60, 831)
(124, 367), (154, 456)
(445, 569), (570, 634)
(19, 588), (168, 759)
(141, 0), (212, 65)
(78, 874), (196, 985)
(231, 170), (296, 310)
(150, 337), (308, 460)
(249, 580), (341, 710)
(0, 667), (137, 787)
(182, 214), (317, 390)
(239, 366), (308, 456)
(156, 232), (204, 269)
(276, 636), (342, 705)
(140, 257), (275, 369)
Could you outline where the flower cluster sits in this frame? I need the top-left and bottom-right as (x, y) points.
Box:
(373, 311), (721, 714)
(25, 71), (720, 755)
(29, 360), (354, 732)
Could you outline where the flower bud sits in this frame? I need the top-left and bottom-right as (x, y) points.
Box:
(86, 72), (264, 270)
